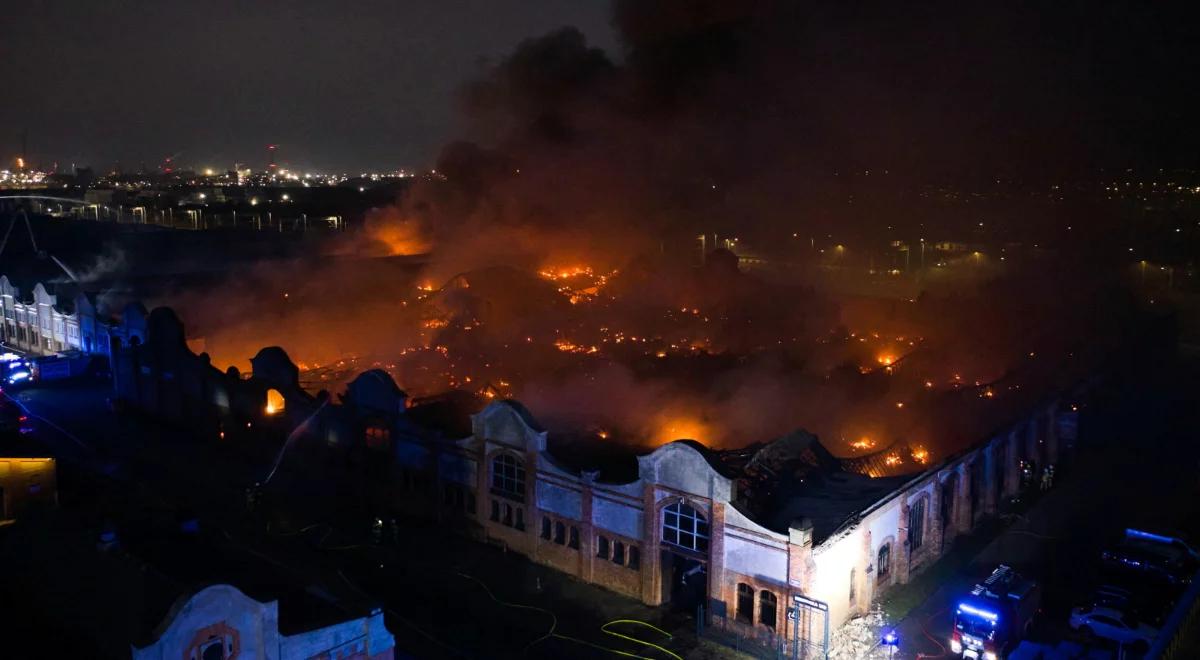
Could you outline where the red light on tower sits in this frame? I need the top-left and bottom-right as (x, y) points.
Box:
(267, 144), (278, 171)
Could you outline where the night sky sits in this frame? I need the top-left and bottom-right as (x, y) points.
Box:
(2, 1), (1198, 177)
(0, 0), (616, 173)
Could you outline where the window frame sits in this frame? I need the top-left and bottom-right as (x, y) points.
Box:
(491, 453), (526, 502)
(759, 590), (778, 629)
(662, 501), (710, 554)
(736, 583), (754, 624)
(909, 496), (927, 551)
(877, 542), (891, 580)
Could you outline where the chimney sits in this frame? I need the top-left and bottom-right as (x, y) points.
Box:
(787, 517), (815, 592)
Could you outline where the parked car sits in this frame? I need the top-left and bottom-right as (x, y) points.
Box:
(1082, 585), (1164, 627)
(1100, 543), (1195, 588)
(1069, 605), (1158, 650)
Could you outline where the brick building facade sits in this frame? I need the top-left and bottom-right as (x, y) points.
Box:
(110, 304), (1088, 650)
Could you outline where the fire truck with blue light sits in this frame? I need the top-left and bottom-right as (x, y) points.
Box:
(950, 565), (1041, 660)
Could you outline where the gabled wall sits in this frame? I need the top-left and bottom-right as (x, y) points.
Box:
(132, 584), (395, 660)
(0, 275), (114, 357)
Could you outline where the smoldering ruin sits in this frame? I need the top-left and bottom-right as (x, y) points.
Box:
(67, 1), (1156, 473)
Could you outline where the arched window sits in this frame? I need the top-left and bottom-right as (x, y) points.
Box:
(662, 501), (710, 553)
(877, 543), (891, 579)
(491, 454), (525, 500)
(201, 640), (224, 660)
(759, 591), (778, 629)
(365, 423), (391, 450)
(736, 583), (754, 623)
(970, 460), (983, 518)
(909, 496), (927, 550)
(941, 476), (956, 525)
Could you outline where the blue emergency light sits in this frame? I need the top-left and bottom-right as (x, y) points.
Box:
(881, 630), (899, 647)
(1126, 528), (1175, 544)
(7, 370), (30, 383)
(957, 602), (999, 623)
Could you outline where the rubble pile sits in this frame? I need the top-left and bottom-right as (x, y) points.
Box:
(829, 605), (891, 660)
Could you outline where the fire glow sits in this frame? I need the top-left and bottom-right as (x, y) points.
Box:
(850, 437), (876, 451)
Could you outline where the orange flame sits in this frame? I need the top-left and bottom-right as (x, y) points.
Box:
(912, 447), (929, 464)
(651, 415), (710, 446)
(265, 389), (285, 415)
(849, 437), (876, 451)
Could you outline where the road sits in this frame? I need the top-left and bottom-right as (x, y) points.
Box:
(894, 354), (1200, 658)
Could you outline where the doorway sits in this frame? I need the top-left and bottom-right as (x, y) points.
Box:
(662, 550), (707, 613)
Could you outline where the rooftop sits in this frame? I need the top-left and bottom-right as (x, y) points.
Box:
(0, 507), (382, 658)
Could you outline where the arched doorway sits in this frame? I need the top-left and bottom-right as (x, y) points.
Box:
(660, 500), (709, 612)
(265, 388), (285, 415)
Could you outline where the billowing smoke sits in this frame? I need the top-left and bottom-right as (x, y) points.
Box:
(158, 0), (1154, 467)
(366, 0), (1199, 275)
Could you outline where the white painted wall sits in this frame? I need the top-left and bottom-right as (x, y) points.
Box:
(132, 585), (279, 660)
(724, 533), (788, 583)
(810, 529), (866, 627)
(593, 496), (643, 539)
(537, 480), (583, 520)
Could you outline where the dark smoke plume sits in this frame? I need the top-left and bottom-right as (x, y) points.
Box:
(164, 0), (1163, 464)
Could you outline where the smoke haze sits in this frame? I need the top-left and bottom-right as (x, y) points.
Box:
(156, 0), (1156, 468)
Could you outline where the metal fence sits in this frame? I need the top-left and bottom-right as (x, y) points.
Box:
(1146, 569), (1200, 659)
(700, 601), (837, 659)
(700, 604), (790, 658)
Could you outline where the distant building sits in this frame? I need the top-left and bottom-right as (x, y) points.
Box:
(0, 455), (56, 523)
(0, 276), (114, 357)
(132, 584), (395, 660)
(933, 241), (970, 253)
